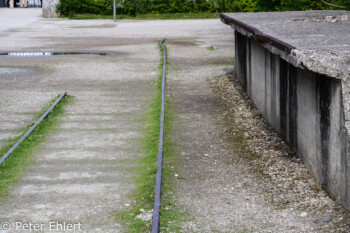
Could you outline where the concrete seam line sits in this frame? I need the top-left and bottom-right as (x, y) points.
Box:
(0, 92), (67, 165)
(151, 39), (167, 233)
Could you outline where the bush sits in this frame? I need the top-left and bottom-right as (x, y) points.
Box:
(278, 0), (325, 11)
(57, 0), (113, 16)
(234, 0), (258, 12)
(57, 0), (347, 17)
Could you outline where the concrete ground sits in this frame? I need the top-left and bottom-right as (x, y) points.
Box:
(167, 41), (349, 231)
(0, 8), (348, 233)
(0, 9), (41, 31)
(0, 9), (232, 232)
(167, 41), (321, 232)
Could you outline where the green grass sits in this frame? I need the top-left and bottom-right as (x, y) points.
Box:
(207, 46), (215, 51)
(64, 12), (220, 20)
(114, 41), (183, 232)
(0, 94), (72, 198)
(159, 88), (184, 232)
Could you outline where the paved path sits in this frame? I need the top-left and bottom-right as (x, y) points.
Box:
(166, 37), (349, 232)
(0, 12), (158, 232)
(0, 8), (41, 31)
(0, 9), (48, 149)
(0, 11), (232, 232)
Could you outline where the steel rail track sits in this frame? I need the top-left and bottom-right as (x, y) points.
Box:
(151, 39), (167, 233)
(0, 92), (67, 165)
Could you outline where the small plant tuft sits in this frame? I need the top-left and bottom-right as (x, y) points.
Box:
(207, 46), (215, 51)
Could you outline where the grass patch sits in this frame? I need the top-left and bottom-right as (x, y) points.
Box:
(114, 41), (183, 232)
(159, 88), (184, 232)
(207, 46), (215, 51)
(65, 12), (220, 20)
(0, 94), (73, 198)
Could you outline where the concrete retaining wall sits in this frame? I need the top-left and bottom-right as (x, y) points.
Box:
(42, 0), (59, 17)
(235, 31), (350, 209)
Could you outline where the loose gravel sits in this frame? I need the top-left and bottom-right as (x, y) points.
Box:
(209, 74), (350, 232)
(168, 37), (350, 232)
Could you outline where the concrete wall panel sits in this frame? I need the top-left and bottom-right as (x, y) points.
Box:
(235, 31), (247, 91)
(296, 69), (322, 182)
(250, 40), (267, 117)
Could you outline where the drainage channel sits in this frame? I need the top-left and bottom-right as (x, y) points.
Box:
(0, 52), (119, 57)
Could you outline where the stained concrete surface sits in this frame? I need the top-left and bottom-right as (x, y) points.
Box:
(221, 11), (350, 80)
(0, 36), (157, 233)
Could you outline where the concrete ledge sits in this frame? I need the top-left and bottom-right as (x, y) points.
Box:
(221, 11), (350, 210)
(221, 11), (350, 80)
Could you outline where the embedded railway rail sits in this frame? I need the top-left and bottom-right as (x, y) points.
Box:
(151, 39), (167, 233)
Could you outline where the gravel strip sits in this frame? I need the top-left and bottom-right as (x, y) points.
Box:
(208, 73), (350, 232)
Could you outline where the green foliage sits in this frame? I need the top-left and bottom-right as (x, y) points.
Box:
(65, 12), (220, 20)
(329, 0), (350, 10)
(57, 0), (113, 16)
(207, 45), (215, 50)
(234, 0), (258, 12)
(278, 0), (325, 11)
(257, 0), (327, 11)
(57, 0), (349, 17)
(256, 0), (280, 11)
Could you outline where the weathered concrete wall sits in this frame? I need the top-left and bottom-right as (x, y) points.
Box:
(42, 0), (59, 18)
(235, 31), (350, 209)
